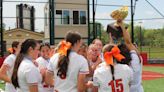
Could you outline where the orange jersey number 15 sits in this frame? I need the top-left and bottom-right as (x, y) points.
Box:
(108, 79), (124, 92)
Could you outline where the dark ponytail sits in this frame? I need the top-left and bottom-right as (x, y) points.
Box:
(110, 65), (115, 80)
(11, 39), (37, 88)
(57, 31), (81, 79)
(57, 49), (71, 79)
(118, 44), (131, 65)
(12, 53), (24, 88)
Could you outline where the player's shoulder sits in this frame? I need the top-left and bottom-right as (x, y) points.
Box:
(95, 64), (109, 74)
(71, 52), (87, 62)
(4, 54), (16, 63)
(49, 53), (60, 66)
(116, 64), (131, 71)
(20, 58), (36, 71)
(5, 54), (16, 60)
(50, 53), (60, 62)
(36, 57), (43, 62)
(51, 53), (60, 59)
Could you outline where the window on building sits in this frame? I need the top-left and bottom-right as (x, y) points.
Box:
(73, 11), (79, 24)
(55, 10), (86, 25)
(56, 10), (62, 25)
(63, 10), (70, 24)
(80, 11), (86, 24)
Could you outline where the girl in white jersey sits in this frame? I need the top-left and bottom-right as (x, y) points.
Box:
(0, 41), (20, 92)
(93, 44), (133, 92)
(118, 21), (144, 92)
(92, 39), (105, 64)
(36, 43), (54, 92)
(11, 39), (44, 92)
(45, 31), (89, 92)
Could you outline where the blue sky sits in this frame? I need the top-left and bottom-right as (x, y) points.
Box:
(93, 0), (164, 29)
(3, 0), (164, 32)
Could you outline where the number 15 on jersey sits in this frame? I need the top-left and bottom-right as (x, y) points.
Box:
(108, 79), (124, 92)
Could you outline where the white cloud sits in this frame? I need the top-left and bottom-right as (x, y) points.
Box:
(145, 11), (154, 15)
(142, 19), (164, 29)
(95, 12), (110, 19)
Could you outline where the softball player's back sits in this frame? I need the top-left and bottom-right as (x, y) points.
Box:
(47, 52), (89, 92)
(93, 63), (133, 92)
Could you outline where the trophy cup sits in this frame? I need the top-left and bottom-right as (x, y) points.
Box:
(107, 6), (128, 43)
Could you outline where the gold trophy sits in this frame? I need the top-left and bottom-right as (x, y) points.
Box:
(107, 6), (128, 42)
(111, 6), (128, 21)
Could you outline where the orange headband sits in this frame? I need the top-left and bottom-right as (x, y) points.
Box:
(57, 40), (71, 56)
(104, 46), (125, 65)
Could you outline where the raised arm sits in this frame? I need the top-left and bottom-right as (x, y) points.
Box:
(109, 33), (114, 44)
(117, 21), (140, 55)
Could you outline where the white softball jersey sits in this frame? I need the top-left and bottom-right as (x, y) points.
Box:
(129, 50), (144, 92)
(36, 57), (54, 92)
(47, 51), (89, 92)
(3, 54), (17, 92)
(17, 56), (44, 92)
(93, 63), (133, 92)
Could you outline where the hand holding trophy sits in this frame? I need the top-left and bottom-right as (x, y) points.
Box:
(107, 6), (128, 43)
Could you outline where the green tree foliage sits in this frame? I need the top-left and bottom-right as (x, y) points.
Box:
(90, 22), (109, 44)
(0, 23), (5, 31)
(93, 22), (164, 47)
(134, 27), (164, 47)
(100, 28), (109, 44)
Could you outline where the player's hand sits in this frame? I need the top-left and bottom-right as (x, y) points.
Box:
(39, 67), (47, 78)
(33, 60), (38, 67)
(86, 81), (94, 88)
(116, 20), (125, 30)
(96, 56), (102, 65)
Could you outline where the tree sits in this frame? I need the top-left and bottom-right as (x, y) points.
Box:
(143, 29), (164, 47)
(89, 22), (109, 44)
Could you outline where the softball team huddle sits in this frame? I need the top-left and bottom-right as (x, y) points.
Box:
(0, 21), (143, 92)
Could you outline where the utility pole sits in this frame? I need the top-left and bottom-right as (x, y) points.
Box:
(92, 0), (96, 40)
(0, 0), (4, 57)
(87, 0), (90, 44)
(131, 0), (134, 43)
(139, 21), (143, 52)
(49, 0), (55, 45)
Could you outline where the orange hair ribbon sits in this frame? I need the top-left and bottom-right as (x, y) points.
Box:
(104, 46), (125, 65)
(8, 48), (14, 54)
(57, 40), (71, 56)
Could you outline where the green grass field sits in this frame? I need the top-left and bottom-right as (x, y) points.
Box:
(143, 66), (164, 74)
(0, 81), (5, 90)
(141, 46), (164, 59)
(143, 78), (164, 92)
(143, 66), (164, 92)
(0, 66), (164, 92)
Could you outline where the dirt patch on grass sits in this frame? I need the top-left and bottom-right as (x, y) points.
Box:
(142, 71), (164, 80)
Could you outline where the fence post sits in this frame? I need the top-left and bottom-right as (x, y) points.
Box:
(87, 0), (90, 45)
(148, 47), (151, 59)
(0, 0), (4, 57)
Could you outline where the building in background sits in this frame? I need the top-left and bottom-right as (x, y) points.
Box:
(44, 0), (88, 44)
(4, 28), (44, 49)
(16, 4), (35, 31)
